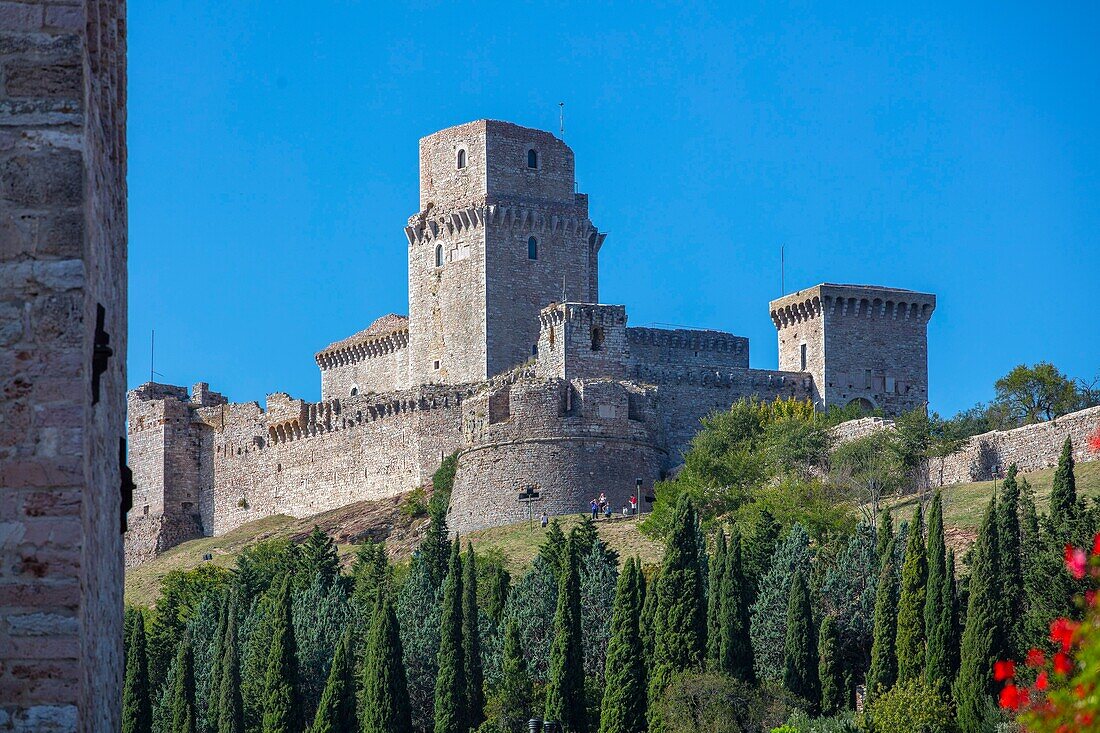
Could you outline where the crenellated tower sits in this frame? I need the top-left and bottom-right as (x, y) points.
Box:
(770, 283), (936, 413)
(405, 120), (606, 385)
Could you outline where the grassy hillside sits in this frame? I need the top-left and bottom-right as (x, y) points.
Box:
(125, 459), (1100, 607)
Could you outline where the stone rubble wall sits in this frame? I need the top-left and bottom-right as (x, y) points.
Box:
(927, 405), (1100, 486)
(0, 1), (127, 729)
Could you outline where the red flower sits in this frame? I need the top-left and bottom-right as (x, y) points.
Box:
(1093, 532), (1100, 558)
(1000, 683), (1025, 710)
(1054, 651), (1074, 675)
(1088, 590), (1097, 608)
(1026, 648), (1046, 668)
(1036, 670), (1049, 691)
(1087, 425), (1100, 454)
(995, 659), (1016, 681)
(1066, 544), (1088, 579)
(1051, 618), (1080, 652)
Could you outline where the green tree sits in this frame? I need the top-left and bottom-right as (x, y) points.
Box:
(489, 620), (533, 733)
(894, 503), (927, 683)
(148, 566), (230, 698)
(600, 558), (647, 733)
(170, 633), (199, 733)
(262, 575), (300, 733)
(866, 539), (899, 700)
(421, 499), (452, 591)
(818, 523), (878, 688)
(1049, 437), (1078, 537)
(349, 541), (389, 614)
(996, 465), (1024, 657)
(215, 598), (244, 733)
(706, 530), (727, 667)
(741, 509), (781, 606)
(299, 526), (341, 587)
(953, 496), (1002, 733)
(640, 565), (659, 668)
(462, 543), (486, 730)
(202, 595), (229, 733)
(435, 541), (468, 733)
(540, 519), (569, 575)
(397, 558), (441, 732)
(545, 539), (587, 733)
(1020, 479), (1072, 651)
(648, 495), (707, 731)
(749, 524), (811, 683)
(923, 492), (951, 694)
(719, 527), (754, 682)
(875, 509), (893, 572)
(484, 563), (511, 625)
(782, 571), (820, 710)
(307, 629), (356, 733)
(123, 608), (153, 733)
(818, 615), (844, 716)
(861, 678), (954, 733)
(580, 539), (620, 687)
(994, 362), (1079, 424)
(362, 594), (413, 733)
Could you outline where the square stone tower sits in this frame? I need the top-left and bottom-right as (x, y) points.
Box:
(770, 284), (936, 414)
(405, 120), (606, 385)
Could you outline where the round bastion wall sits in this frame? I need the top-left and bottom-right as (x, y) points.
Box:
(447, 377), (667, 534)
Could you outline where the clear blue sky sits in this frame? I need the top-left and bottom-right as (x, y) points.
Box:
(128, 1), (1100, 417)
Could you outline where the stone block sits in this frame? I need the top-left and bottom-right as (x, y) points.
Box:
(2, 62), (81, 99)
(0, 150), (82, 207)
(0, 3), (43, 32)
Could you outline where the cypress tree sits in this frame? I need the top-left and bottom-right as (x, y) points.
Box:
(462, 543), (485, 730)
(484, 564), (511, 625)
(639, 566), (658, 667)
(1049, 437), (1077, 537)
(923, 491), (948, 691)
(718, 527), (754, 682)
(122, 608), (152, 733)
(540, 519), (569, 574)
(895, 503), (927, 683)
(434, 541), (467, 733)
(818, 615), (844, 716)
(421, 500), (451, 591)
(299, 526), (341, 587)
(497, 620), (533, 733)
(204, 595), (229, 733)
(945, 550), (960, 680)
(262, 575), (300, 733)
(866, 538), (899, 700)
(1020, 480), (1072, 650)
(308, 628), (356, 733)
(875, 508), (894, 570)
(170, 633), (199, 733)
(953, 496), (1002, 733)
(706, 530), (727, 667)
(782, 571), (820, 710)
(648, 495), (706, 731)
(544, 538), (587, 733)
(600, 558), (647, 733)
(216, 600), (244, 733)
(362, 594), (413, 733)
(996, 465), (1024, 657)
(742, 509), (781, 606)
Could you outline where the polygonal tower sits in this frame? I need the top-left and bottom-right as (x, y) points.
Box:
(770, 283), (936, 414)
(404, 120), (606, 385)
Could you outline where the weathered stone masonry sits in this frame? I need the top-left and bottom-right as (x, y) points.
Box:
(0, 1), (127, 730)
(126, 119), (936, 557)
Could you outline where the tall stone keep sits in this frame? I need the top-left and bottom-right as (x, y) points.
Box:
(405, 120), (606, 385)
(770, 284), (936, 413)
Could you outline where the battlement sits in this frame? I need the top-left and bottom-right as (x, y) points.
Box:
(770, 283), (936, 328)
(404, 202), (603, 251)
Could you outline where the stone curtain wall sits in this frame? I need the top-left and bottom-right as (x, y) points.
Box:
(627, 327), (750, 371)
(449, 378), (665, 534)
(0, 1), (127, 730)
(927, 405), (1100, 487)
(317, 331), (409, 400)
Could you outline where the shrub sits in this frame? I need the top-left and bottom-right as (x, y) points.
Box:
(653, 672), (803, 733)
(399, 487), (428, 518)
(860, 678), (955, 733)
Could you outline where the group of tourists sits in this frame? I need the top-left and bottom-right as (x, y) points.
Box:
(589, 491), (638, 520)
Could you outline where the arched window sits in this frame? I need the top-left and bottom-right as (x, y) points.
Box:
(527, 149), (538, 169)
(591, 326), (605, 351)
(435, 244), (444, 268)
(527, 236), (538, 260)
(531, 343), (538, 356)
(457, 149), (466, 169)
(350, 385), (359, 396)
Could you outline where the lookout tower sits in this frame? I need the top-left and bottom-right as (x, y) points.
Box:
(405, 120), (606, 385)
(770, 284), (936, 414)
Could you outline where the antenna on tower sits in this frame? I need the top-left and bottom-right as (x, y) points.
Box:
(780, 245), (785, 296)
(559, 101), (565, 139)
(562, 275), (567, 304)
(150, 329), (155, 383)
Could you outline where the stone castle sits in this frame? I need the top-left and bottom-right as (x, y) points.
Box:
(124, 120), (937, 564)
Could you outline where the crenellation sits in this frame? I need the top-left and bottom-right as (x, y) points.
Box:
(125, 120), (948, 561)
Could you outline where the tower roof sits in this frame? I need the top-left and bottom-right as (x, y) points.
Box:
(315, 314), (409, 359)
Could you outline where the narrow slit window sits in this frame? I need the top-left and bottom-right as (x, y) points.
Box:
(528, 236), (538, 260)
(527, 149), (538, 169)
(800, 343), (807, 371)
(435, 244), (444, 268)
(457, 149), (467, 169)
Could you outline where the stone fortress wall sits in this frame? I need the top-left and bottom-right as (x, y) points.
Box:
(125, 119), (941, 561)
